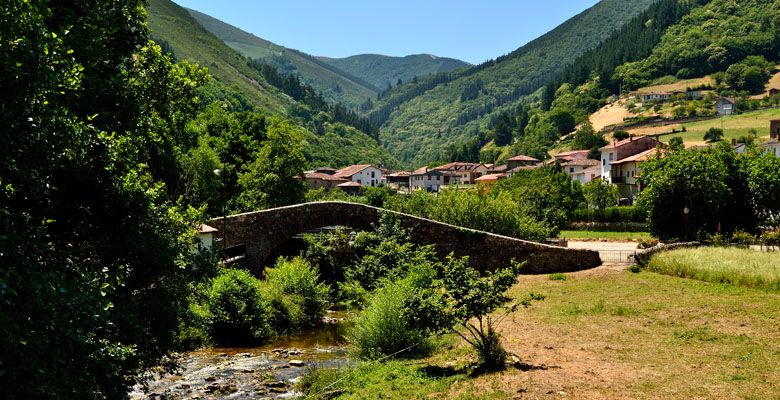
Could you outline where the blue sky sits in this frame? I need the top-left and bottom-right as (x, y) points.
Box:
(173, 0), (600, 64)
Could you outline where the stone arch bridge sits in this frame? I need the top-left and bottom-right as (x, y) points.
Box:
(208, 202), (601, 274)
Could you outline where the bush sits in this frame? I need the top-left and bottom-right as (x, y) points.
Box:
(731, 230), (754, 248)
(637, 238), (659, 249)
(548, 273), (567, 281)
(263, 257), (330, 332)
(207, 269), (268, 345)
(572, 206), (647, 223)
(348, 282), (429, 360)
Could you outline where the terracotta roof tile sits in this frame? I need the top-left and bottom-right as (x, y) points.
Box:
(333, 164), (373, 178)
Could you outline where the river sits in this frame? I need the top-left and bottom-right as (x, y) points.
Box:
(130, 312), (351, 399)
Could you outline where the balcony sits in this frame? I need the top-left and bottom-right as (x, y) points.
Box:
(611, 177), (625, 184)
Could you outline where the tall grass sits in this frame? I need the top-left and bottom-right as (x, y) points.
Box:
(647, 248), (780, 291)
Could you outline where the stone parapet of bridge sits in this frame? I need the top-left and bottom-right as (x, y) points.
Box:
(209, 202), (601, 274)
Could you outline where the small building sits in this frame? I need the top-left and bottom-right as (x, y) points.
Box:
(760, 139), (780, 157)
(506, 155), (539, 169)
(561, 158), (600, 183)
(600, 136), (663, 181)
(385, 171), (412, 190)
(716, 97), (736, 116)
(771, 119), (780, 140)
(410, 167), (446, 192)
(336, 181), (363, 195)
(333, 164), (383, 187)
(505, 164), (541, 178)
(553, 150), (590, 163)
(432, 162), (489, 185)
(474, 173), (505, 191)
(197, 224), (218, 252)
(571, 165), (602, 185)
(487, 164), (510, 174)
(640, 92), (673, 103)
(609, 148), (661, 198)
(300, 171), (348, 190)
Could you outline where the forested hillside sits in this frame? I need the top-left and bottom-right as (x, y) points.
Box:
(317, 53), (471, 94)
(186, 7), (379, 108)
(368, 0), (659, 165)
(147, 0), (398, 168)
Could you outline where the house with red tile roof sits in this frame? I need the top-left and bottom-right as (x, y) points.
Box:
(300, 171), (348, 190)
(410, 167), (446, 192)
(600, 136), (664, 199)
(432, 162), (489, 185)
(506, 155), (539, 169)
(333, 164), (383, 187)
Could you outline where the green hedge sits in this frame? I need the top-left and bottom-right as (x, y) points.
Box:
(572, 206), (647, 223)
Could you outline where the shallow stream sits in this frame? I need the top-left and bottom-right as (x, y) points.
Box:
(130, 312), (351, 399)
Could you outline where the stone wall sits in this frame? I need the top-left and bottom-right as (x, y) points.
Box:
(633, 241), (701, 267)
(209, 202), (601, 274)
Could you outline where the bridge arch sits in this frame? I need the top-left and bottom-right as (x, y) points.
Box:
(208, 202), (601, 274)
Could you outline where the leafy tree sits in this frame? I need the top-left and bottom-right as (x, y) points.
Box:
(1, 1), (210, 397)
(236, 118), (307, 211)
(613, 130), (630, 141)
(704, 127), (724, 143)
(572, 122), (607, 154)
(546, 109), (576, 135)
(263, 257), (330, 332)
(582, 180), (620, 210)
(725, 56), (774, 93)
(668, 136), (685, 151)
(207, 269), (268, 345)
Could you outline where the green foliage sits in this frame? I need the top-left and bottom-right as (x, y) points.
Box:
(572, 206), (648, 223)
(549, 273), (568, 281)
(614, 0), (780, 87)
(262, 257), (330, 333)
(573, 122), (607, 152)
(206, 269), (268, 345)
(638, 144), (779, 240)
(582, 180), (620, 210)
(704, 127), (725, 143)
(348, 281), (432, 360)
(363, 186), (394, 208)
(236, 118), (307, 211)
(0, 1), (215, 397)
(725, 56), (775, 93)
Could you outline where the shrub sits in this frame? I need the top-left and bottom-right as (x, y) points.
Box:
(263, 257), (330, 332)
(548, 273), (567, 281)
(637, 238), (659, 249)
(731, 230), (754, 248)
(572, 206), (647, 223)
(348, 282), (429, 360)
(709, 233), (728, 247)
(206, 269), (268, 345)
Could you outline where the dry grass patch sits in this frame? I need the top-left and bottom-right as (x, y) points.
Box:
(458, 267), (780, 399)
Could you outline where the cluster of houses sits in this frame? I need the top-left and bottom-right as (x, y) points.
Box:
(300, 119), (780, 202)
(630, 90), (741, 116)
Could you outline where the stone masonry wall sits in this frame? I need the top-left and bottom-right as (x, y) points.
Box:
(209, 202), (601, 274)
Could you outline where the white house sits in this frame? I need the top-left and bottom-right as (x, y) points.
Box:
(333, 164), (382, 187)
(560, 158), (599, 182)
(410, 167), (445, 192)
(570, 165), (602, 184)
(600, 136), (662, 181)
(716, 97), (736, 116)
(196, 224), (217, 252)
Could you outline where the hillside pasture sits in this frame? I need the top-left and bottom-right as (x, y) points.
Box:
(625, 108), (780, 144)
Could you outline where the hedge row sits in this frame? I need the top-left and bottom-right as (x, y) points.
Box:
(572, 206), (647, 223)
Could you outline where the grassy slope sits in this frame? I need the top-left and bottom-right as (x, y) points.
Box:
(375, 0), (658, 165)
(318, 54), (471, 91)
(310, 268), (780, 399)
(185, 8), (379, 109)
(147, 0), (399, 168)
(647, 247), (780, 291)
(626, 108), (780, 144)
(147, 0), (290, 115)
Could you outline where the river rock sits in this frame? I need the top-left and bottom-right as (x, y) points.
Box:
(289, 360), (305, 367)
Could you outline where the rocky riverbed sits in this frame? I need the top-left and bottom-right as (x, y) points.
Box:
(130, 313), (350, 399)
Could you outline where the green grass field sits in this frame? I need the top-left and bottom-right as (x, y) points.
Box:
(659, 108), (780, 144)
(647, 247), (780, 291)
(560, 230), (652, 241)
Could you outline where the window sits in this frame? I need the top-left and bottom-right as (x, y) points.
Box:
(357, 179), (361, 184)
(609, 153), (614, 161)
(371, 171), (375, 178)
(603, 159), (606, 166)
(570, 167), (574, 173)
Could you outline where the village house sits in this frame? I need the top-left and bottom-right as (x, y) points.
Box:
(600, 135), (663, 184)
(300, 171), (348, 190)
(716, 97), (736, 116)
(410, 167), (446, 192)
(384, 171), (412, 191)
(333, 164), (383, 187)
(432, 162), (489, 185)
(506, 155), (539, 169)
(561, 158), (601, 184)
(553, 149), (590, 163)
(474, 173), (505, 191)
(609, 148), (661, 198)
(336, 181), (363, 195)
(196, 224), (218, 252)
(760, 120), (780, 156)
(640, 92), (673, 103)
